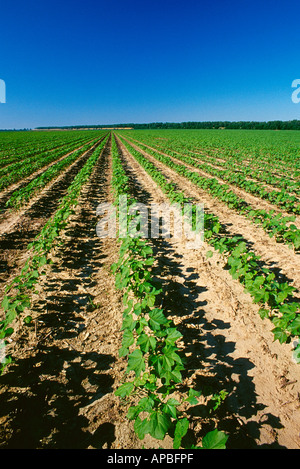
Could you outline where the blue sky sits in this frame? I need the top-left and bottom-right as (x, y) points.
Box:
(0, 0), (299, 128)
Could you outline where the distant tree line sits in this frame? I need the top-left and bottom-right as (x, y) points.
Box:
(34, 120), (300, 131)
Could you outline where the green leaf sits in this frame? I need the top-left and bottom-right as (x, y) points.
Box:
(3, 327), (14, 338)
(287, 316), (300, 335)
(134, 416), (152, 440)
(133, 302), (143, 316)
(272, 327), (288, 344)
(118, 345), (130, 358)
(115, 382), (135, 398)
(121, 313), (136, 331)
(122, 329), (135, 349)
(258, 308), (269, 320)
(253, 275), (265, 287)
(165, 327), (182, 346)
(148, 308), (169, 331)
(4, 308), (17, 326)
(31, 269), (39, 279)
(141, 246), (153, 257)
(144, 257), (155, 266)
(149, 411), (171, 440)
(1, 296), (10, 311)
(111, 262), (119, 274)
(147, 294), (156, 308)
(131, 396), (155, 416)
(158, 363), (183, 385)
(23, 315), (33, 325)
(135, 316), (148, 334)
(127, 405), (140, 421)
(38, 255), (48, 268)
(123, 299), (134, 314)
(127, 397), (154, 420)
(293, 344), (300, 364)
(127, 349), (145, 377)
(187, 388), (201, 405)
(201, 429), (228, 449)
(162, 345), (183, 365)
(163, 398), (180, 419)
(278, 302), (298, 314)
(173, 418), (189, 449)
(137, 333), (156, 353)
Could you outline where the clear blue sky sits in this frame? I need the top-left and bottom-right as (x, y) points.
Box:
(0, 0), (299, 128)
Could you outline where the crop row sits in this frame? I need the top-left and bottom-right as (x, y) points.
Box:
(6, 137), (104, 210)
(170, 137), (300, 196)
(166, 130), (299, 175)
(0, 134), (109, 373)
(0, 134), (103, 193)
(122, 137), (300, 251)
(125, 129), (299, 188)
(157, 143), (300, 212)
(0, 132), (99, 177)
(0, 131), (97, 170)
(109, 134), (228, 449)
(116, 134), (300, 364)
(197, 154), (300, 197)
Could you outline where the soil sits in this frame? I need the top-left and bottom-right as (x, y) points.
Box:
(0, 133), (299, 449)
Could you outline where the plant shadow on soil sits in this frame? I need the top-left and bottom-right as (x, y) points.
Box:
(0, 142), (119, 449)
(0, 346), (116, 449)
(152, 246), (285, 449)
(118, 150), (287, 449)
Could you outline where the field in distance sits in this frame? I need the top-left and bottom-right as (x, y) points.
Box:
(0, 128), (299, 449)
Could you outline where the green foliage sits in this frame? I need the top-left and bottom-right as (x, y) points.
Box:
(0, 131), (103, 192)
(117, 134), (300, 353)
(110, 134), (228, 449)
(125, 136), (300, 250)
